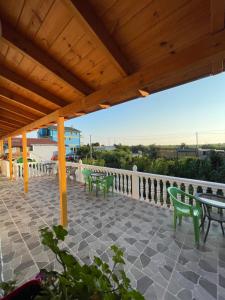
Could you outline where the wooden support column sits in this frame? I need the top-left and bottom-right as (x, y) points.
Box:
(22, 132), (28, 193)
(57, 117), (68, 227)
(8, 137), (13, 179)
(0, 140), (3, 155)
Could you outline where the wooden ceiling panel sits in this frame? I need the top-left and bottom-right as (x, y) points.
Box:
(70, 48), (105, 76)
(0, 77), (58, 111)
(78, 58), (123, 89)
(0, 85), (51, 116)
(70, 0), (133, 76)
(0, 21), (93, 96)
(39, 72), (83, 103)
(16, 0), (55, 39)
(52, 34), (96, 81)
(27, 64), (79, 103)
(0, 0), (24, 25)
(100, 0), (189, 47)
(0, 63), (68, 107)
(0, 109), (30, 125)
(0, 119), (19, 129)
(49, 17), (85, 60)
(0, 122), (18, 131)
(120, 0), (210, 69)
(0, 96), (40, 120)
(34, 0), (74, 50)
(0, 0), (225, 139)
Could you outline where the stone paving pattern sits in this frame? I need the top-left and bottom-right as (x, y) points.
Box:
(0, 176), (225, 299)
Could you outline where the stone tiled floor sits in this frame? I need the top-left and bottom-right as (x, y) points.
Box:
(0, 176), (225, 299)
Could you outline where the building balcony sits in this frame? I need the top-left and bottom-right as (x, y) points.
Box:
(0, 162), (225, 299)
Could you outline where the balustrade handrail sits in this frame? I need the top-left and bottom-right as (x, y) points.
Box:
(135, 171), (225, 189)
(71, 162), (225, 190)
(2, 159), (224, 207)
(70, 162), (134, 175)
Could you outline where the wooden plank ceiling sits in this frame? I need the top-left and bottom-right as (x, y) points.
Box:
(0, 0), (225, 138)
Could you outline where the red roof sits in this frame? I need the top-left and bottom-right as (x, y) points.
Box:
(9, 138), (58, 147)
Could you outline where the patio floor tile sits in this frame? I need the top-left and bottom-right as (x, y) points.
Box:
(0, 176), (224, 299)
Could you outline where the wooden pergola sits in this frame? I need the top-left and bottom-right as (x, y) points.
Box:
(0, 0), (225, 226)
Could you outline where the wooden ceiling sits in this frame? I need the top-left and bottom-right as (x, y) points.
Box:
(0, 0), (225, 138)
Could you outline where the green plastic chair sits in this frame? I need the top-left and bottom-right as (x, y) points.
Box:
(99, 175), (114, 197)
(82, 169), (92, 191)
(167, 187), (202, 244)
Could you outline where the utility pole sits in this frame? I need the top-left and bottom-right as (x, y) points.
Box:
(90, 135), (92, 159)
(196, 132), (199, 157)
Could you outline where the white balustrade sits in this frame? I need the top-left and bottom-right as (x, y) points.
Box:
(71, 161), (225, 208)
(2, 159), (225, 209)
(12, 161), (57, 179)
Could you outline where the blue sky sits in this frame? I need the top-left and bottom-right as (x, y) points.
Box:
(65, 73), (225, 145)
(30, 73), (225, 145)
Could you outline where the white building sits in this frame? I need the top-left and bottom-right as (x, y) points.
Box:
(4, 138), (58, 162)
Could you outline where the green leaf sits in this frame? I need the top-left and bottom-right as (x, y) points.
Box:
(94, 256), (102, 266)
(53, 225), (68, 241)
(60, 251), (77, 267)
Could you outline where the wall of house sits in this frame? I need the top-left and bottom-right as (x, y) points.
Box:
(30, 144), (58, 161)
(38, 128), (80, 154)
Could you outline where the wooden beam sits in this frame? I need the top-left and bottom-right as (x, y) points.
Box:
(0, 86), (51, 115)
(0, 119), (19, 128)
(0, 97), (38, 120)
(70, 0), (132, 76)
(8, 137), (13, 179)
(4, 28), (225, 138)
(22, 132), (28, 193)
(0, 64), (68, 107)
(1, 19), (93, 96)
(0, 109), (29, 124)
(1, 116), (25, 127)
(0, 122), (17, 131)
(210, 0), (225, 74)
(57, 117), (68, 227)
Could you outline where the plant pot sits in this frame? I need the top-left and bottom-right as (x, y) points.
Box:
(1, 279), (41, 300)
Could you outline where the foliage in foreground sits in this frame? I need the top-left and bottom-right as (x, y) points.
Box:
(0, 225), (144, 300)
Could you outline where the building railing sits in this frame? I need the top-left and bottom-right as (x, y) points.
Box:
(72, 161), (225, 207)
(13, 162), (57, 178)
(2, 159), (225, 208)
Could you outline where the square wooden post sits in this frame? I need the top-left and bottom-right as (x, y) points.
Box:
(0, 140), (3, 155)
(57, 117), (68, 227)
(8, 137), (13, 180)
(22, 132), (28, 193)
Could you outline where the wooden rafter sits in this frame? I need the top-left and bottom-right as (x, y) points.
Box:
(210, 0), (225, 74)
(0, 109), (29, 125)
(70, 0), (132, 76)
(0, 119), (19, 128)
(0, 86), (51, 115)
(0, 122), (17, 131)
(0, 97), (38, 120)
(0, 64), (68, 107)
(3, 27), (225, 138)
(1, 116), (24, 127)
(0, 19), (93, 96)
(0, 120), (20, 131)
